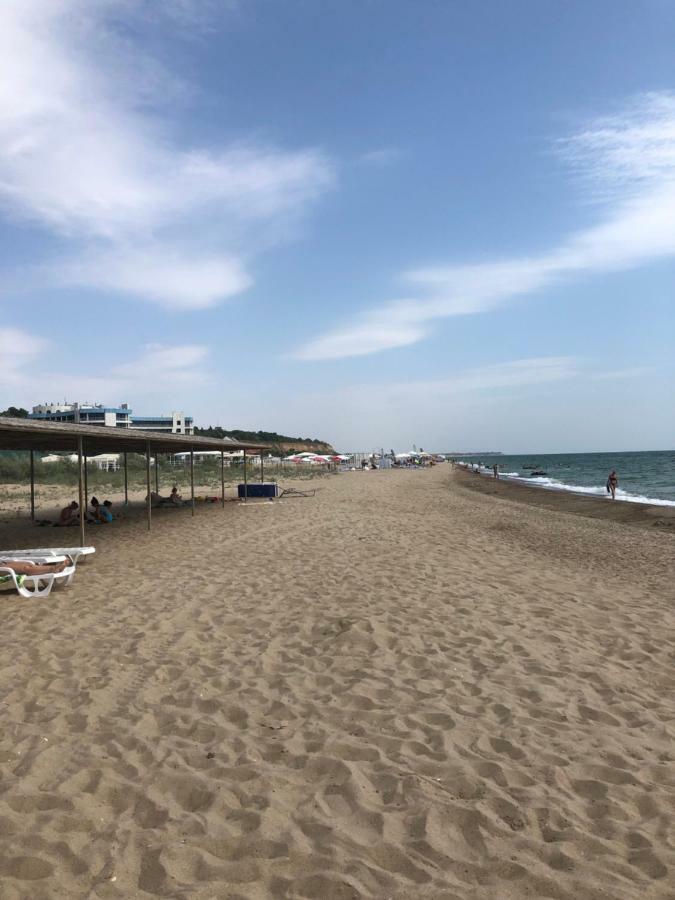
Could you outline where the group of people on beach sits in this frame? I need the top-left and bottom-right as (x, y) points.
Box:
(39, 496), (115, 527)
(43, 485), (185, 526)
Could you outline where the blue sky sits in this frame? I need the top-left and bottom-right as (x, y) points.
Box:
(1, 0), (674, 451)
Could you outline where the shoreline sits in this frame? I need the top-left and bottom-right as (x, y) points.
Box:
(454, 464), (675, 532)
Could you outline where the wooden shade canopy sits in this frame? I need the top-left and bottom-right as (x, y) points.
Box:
(0, 417), (270, 541)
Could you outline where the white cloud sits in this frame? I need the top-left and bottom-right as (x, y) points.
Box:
(0, 0), (333, 309)
(61, 247), (251, 310)
(0, 330), (211, 406)
(338, 357), (578, 404)
(111, 343), (210, 383)
(296, 92), (675, 360)
(558, 92), (675, 198)
(589, 365), (655, 381)
(250, 356), (583, 450)
(293, 299), (430, 360)
(359, 147), (403, 166)
(0, 327), (48, 386)
(253, 356), (664, 451)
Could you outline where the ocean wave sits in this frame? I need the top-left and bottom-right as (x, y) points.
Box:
(503, 473), (675, 507)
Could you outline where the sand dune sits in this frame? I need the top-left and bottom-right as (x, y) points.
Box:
(0, 466), (673, 898)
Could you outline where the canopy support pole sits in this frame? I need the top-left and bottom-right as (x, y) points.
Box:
(145, 442), (152, 531)
(190, 449), (195, 516)
(29, 450), (35, 520)
(77, 437), (85, 547)
(243, 449), (247, 502)
(155, 454), (159, 494)
(221, 450), (225, 508)
(123, 451), (128, 505)
(84, 453), (88, 508)
(260, 451), (264, 484)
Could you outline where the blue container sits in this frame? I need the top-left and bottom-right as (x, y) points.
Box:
(238, 482), (279, 499)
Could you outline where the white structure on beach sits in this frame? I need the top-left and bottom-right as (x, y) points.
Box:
(41, 452), (121, 471)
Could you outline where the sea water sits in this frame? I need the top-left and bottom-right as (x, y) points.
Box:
(457, 450), (675, 507)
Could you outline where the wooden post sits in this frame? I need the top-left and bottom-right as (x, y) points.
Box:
(243, 449), (247, 502)
(123, 451), (128, 505)
(77, 437), (85, 547)
(221, 450), (225, 508)
(146, 442), (152, 531)
(29, 450), (35, 520)
(260, 450), (264, 484)
(155, 454), (159, 494)
(84, 453), (88, 509)
(190, 449), (195, 516)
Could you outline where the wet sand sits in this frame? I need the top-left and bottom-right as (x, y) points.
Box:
(0, 466), (673, 899)
(456, 465), (675, 533)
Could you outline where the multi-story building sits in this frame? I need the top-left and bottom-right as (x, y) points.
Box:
(30, 402), (132, 428)
(131, 412), (194, 435)
(29, 402), (194, 435)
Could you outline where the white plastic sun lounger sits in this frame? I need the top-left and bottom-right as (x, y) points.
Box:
(0, 555), (75, 588)
(0, 546), (95, 566)
(0, 558), (76, 598)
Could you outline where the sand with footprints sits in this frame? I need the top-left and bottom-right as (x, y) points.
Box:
(0, 466), (673, 898)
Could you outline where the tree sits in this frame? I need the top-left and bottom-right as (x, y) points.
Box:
(0, 406), (29, 418)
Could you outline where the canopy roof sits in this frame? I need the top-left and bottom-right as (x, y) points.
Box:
(0, 417), (269, 455)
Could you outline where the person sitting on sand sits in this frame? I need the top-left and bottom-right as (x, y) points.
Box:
(0, 556), (72, 575)
(169, 486), (183, 505)
(88, 496), (100, 522)
(98, 500), (114, 523)
(607, 469), (618, 500)
(57, 501), (79, 526)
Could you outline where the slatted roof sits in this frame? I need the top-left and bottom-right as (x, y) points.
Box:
(0, 417), (269, 455)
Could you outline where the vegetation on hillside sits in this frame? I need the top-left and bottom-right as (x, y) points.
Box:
(0, 407), (29, 418)
(194, 426), (330, 447)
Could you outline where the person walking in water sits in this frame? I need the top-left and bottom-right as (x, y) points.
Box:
(607, 469), (618, 500)
(493, 463), (499, 480)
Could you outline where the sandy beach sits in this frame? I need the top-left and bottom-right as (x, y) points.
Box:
(0, 465), (673, 899)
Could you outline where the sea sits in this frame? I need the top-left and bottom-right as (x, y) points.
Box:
(455, 450), (675, 507)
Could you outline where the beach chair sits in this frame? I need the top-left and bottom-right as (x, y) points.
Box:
(279, 488), (316, 498)
(0, 558), (76, 599)
(0, 546), (95, 566)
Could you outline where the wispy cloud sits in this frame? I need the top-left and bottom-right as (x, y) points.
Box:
(558, 92), (675, 199)
(60, 247), (251, 311)
(268, 356), (582, 448)
(0, 327), (210, 405)
(589, 365), (655, 381)
(296, 92), (675, 360)
(341, 356), (579, 404)
(111, 343), (210, 384)
(0, 328), (49, 386)
(0, 0), (333, 310)
(358, 147), (404, 166)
